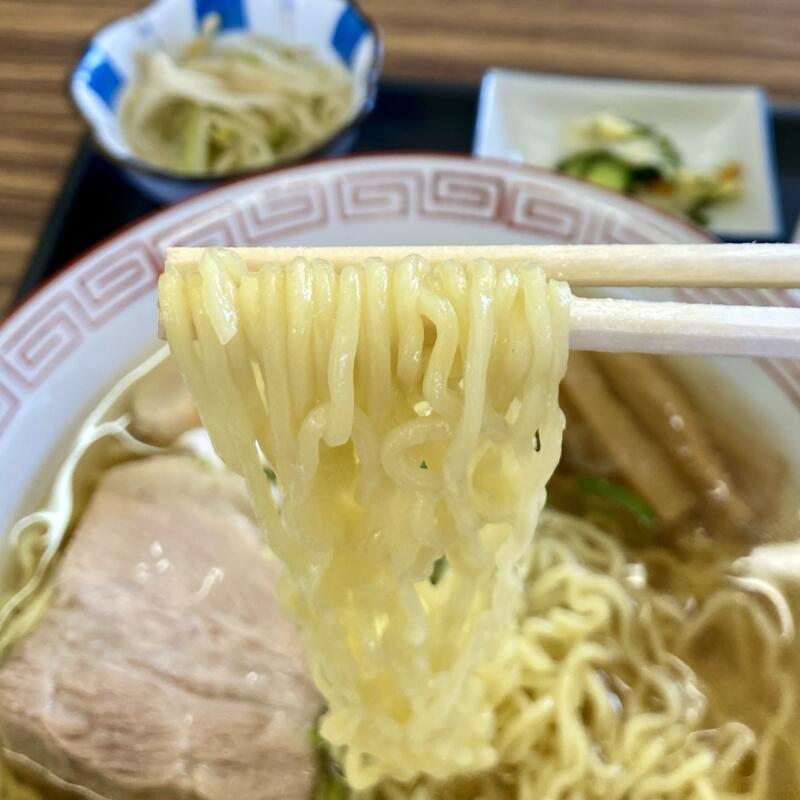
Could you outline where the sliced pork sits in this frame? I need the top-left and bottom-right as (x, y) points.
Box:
(0, 455), (321, 800)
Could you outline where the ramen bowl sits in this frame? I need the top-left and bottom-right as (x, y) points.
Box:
(3, 153), (799, 533)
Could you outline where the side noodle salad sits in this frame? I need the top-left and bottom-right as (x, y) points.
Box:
(120, 15), (354, 176)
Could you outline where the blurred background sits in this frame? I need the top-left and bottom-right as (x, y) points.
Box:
(1, 0), (798, 313)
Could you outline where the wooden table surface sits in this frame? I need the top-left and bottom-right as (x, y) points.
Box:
(2, 0), (799, 313)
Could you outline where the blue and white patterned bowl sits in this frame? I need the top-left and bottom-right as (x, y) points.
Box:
(70, 0), (381, 203)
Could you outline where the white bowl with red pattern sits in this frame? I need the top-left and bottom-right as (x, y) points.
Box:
(1, 154), (798, 539)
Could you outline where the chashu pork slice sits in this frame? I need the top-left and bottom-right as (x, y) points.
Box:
(0, 455), (321, 800)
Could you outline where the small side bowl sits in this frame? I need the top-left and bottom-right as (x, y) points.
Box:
(70, 0), (381, 204)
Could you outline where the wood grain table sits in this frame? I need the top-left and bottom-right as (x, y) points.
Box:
(2, 0), (799, 313)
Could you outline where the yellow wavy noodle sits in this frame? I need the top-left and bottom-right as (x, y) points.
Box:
(160, 250), (571, 787)
(1, 531), (48, 799)
(362, 512), (794, 800)
(0, 761), (42, 800)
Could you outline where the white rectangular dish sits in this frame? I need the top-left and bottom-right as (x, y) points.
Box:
(474, 69), (782, 240)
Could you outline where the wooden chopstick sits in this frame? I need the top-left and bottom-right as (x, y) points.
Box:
(166, 244), (800, 288)
(569, 297), (800, 358)
(162, 246), (800, 359)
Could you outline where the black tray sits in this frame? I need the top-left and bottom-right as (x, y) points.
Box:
(18, 80), (800, 303)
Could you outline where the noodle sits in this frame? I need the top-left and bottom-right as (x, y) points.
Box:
(0, 760), (40, 800)
(363, 512), (794, 800)
(160, 249), (571, 787)
(159, 247), (798, 798)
